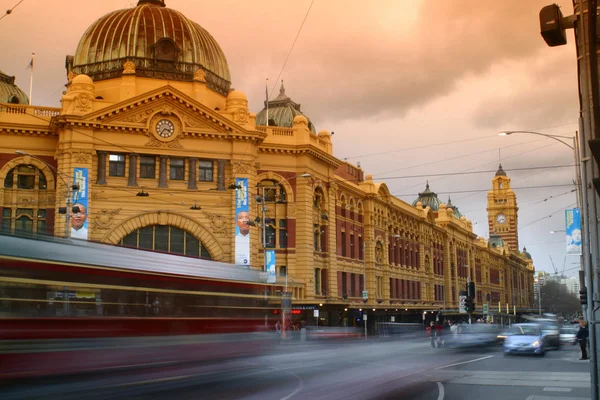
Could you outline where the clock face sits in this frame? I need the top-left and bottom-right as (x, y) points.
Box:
(496, 213), (507, 224)
(156, 119), (175, 138)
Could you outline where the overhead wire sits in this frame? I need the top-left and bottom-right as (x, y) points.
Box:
(0, 0), (26, 22)
(519, 203), (576, 230)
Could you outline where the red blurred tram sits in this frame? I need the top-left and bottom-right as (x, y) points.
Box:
(0, 234), (281, 379)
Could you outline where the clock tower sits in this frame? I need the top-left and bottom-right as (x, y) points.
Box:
(487, 164), (519, 251)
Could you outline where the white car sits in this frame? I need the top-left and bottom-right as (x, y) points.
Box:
(560, 327), (577, 344)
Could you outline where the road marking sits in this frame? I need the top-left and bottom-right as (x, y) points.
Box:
(543, 387), (572, 392)
(435, 355), (493, 369)
(436, 382), (445, 400)
(348, 360), (408, 370)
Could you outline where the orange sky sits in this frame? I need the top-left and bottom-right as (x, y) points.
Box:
(0, 0), (581, 276)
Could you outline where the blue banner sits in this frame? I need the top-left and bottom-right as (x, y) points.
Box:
(234, 178), (250, 266)
(71, 168), (89, 240)
(565, 208), (582, 256)
(266, 249), (276, 283)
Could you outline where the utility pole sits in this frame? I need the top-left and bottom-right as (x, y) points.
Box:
(540, 1), (599, 397)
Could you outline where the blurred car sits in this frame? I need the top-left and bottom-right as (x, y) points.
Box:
(503, 323), (545, 356)
(560, 327), (578, 344)
(445, 323), (500, 349)
(535, 319), (561, 349)
(497, 329), (512, 344)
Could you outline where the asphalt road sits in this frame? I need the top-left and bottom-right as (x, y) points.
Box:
(0, 338), (592, 400)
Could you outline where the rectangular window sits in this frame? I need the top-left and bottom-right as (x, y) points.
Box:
(140, 156), (156, 179)
(350, 234), (355, 258)
(198, 160), (214, 182)
(314, 268), (321, 295)
(265, 225), (276, 248)
(169, 158), (185, 180)
(341, 231), (346, 257)
(359, 236), (364, 260)
(109, 154), (126, 177)
(279, 219), (287, 248)
(314, 224), (320, 251)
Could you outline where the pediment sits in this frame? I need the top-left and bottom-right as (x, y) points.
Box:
(85, 86), (252, 137)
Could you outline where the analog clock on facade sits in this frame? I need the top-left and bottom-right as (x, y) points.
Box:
(496, 213), (507, 224)
(156, 119), (175, 138)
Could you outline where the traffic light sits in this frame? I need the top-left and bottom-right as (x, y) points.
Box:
(580, 287), (588, 306)
(464, 298), (475, 313)
(468, 282), (476, 298)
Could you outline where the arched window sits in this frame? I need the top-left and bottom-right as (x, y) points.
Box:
(154, 38), (179, 61)
(2, 165), (49, 235)
(120, 225), (212, 259)
(4, 165), (47, 190)
(8, 95), (20, 104)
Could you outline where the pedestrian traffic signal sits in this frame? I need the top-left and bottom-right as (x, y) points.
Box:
(580, 287), (588, 306)
(464, 298), (475, 313)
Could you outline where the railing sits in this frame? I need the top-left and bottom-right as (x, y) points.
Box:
(256, 126), (295, 137)
(0, 103), (61, 118)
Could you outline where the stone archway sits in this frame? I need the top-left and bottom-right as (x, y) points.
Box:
(0, 156), (57, 190)
(102, 210), (225, 261)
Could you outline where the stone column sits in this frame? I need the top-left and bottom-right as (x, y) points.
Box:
(158, 156), (168, 188)
(97, 151), (107, 185)
(128, 154), (138, 187)
(217, 159), (226, 191)
(188, 158), (198, 189)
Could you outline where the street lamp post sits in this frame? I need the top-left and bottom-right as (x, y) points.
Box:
(257, 173), (311, 339)
(15, 151), (79, 239)
(498, 130), (587, 313)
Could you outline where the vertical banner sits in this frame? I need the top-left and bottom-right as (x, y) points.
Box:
(234, 178), (250, 266)
(266, 249), (277, 283)
(71, 168), (89, 240)
(565, 208), (582, 256)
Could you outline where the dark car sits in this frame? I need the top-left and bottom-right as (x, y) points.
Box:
(503, 323), (545, 356)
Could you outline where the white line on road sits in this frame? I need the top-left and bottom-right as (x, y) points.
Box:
(543, 387), (572, 392)
(436, 382), (445, 400)
(435, 355), (494, 370)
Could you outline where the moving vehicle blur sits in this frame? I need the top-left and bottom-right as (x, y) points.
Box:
(560, 326), (578, 344)
(503, 323), (545, 356)
(445, 323), (501, 349)
(0, 234), (281, 379)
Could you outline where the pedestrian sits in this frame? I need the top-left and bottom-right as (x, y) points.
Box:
(426, 321), (436, 348)
(576, 318), (589, 360)
(275, 320), (282, 337)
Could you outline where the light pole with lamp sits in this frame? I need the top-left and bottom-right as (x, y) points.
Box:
(498, 130), (587, 315)
(254, 173), (311, 339)
(15, 151), (80, 239)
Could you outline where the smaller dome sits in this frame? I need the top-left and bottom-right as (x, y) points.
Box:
(0, 70), (29, 104)
(522, 247), (532, 260)
(227, 89), (247, 100)
(446, 196), (463, 218)
(412, 182), (442, 211)
(256, 80), (316, 133)
(72, 74), (94, 85)
(293, 115), (308, 125)
(489, 231), (505, 249)
(495, 163), (507, 177)
(318, 130), (331, 138)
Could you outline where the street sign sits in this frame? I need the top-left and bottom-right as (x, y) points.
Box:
(459, 295), (467, 314)
(363, 314), (367, 321)
(362, 290), (368, 300)
(313, 309), (319, 317)
(483, 303), (489, 315)
(390, 316), (395, 322)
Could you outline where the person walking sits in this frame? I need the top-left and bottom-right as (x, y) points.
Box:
(576, 318), (589, 360)
(426, 321), (436, 348)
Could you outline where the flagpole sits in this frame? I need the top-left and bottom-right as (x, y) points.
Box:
(265, 78), (269, 127)
(28, 53), (34, 105)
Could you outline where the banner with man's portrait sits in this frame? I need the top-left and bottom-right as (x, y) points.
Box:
(71, 168), (89, 240)
(235, 178), (250, 266)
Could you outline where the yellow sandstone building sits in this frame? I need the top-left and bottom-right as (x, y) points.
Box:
(0, 0), (533, 325)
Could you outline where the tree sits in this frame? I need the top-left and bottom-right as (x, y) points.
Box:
(540, 281), (581, 316)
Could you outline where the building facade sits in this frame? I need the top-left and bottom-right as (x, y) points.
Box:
(0, 0), (534, 325)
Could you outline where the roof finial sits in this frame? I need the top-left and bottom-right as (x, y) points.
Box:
(280, 79), (285, 95)
(426, 180), (429, 189)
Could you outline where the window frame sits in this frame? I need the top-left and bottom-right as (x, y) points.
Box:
(108, 154), (126, 177)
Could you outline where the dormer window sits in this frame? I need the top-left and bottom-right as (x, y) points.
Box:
(153, 38), (179, 61)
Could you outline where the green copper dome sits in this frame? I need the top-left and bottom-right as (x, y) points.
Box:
(69, 0), (231, 95)
(0, 70), (29, 104)
(446, 196), (463, 218)
(412, 182), (442, 211)
(256, 81), (316, 133)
